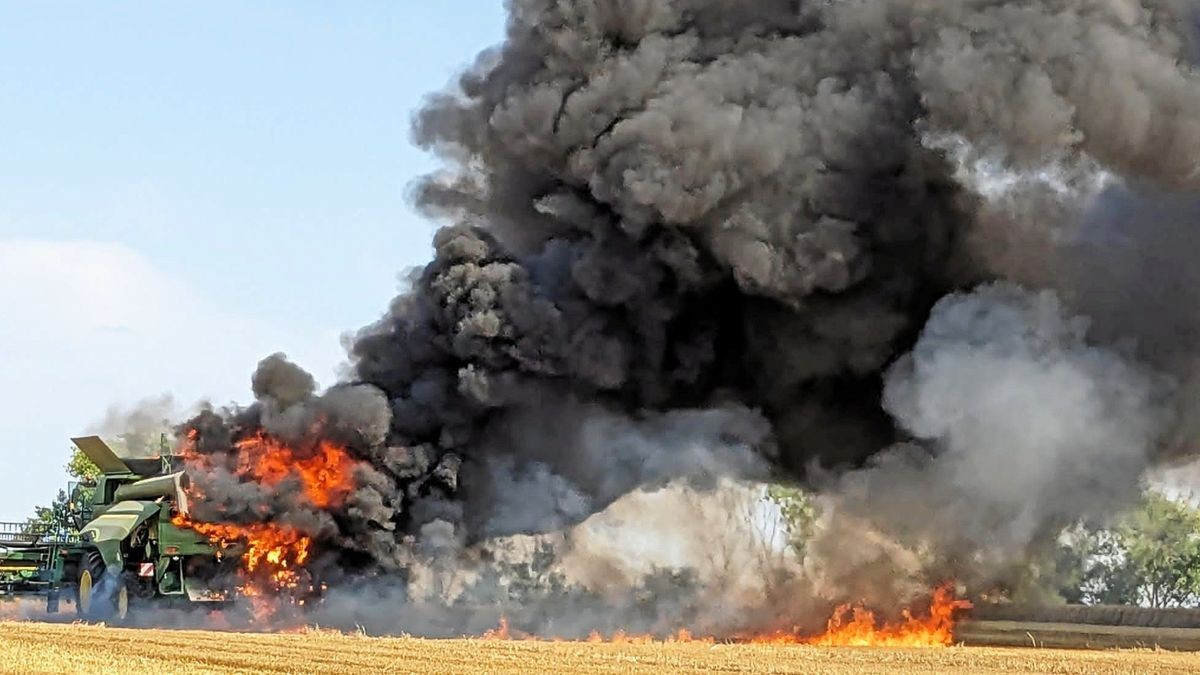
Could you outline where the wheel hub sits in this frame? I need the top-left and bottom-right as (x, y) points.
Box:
(78, 570), (93, 616)
(116, 585), (129, 620)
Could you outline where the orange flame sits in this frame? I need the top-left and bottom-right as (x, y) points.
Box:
(170, 514), (312, 591)
(171, 429), (357, 602)
(801, 584), (972, 647)
(481, 584), (971, 647)
(482, 616), (512, 640)
(231, 432), (356, 509)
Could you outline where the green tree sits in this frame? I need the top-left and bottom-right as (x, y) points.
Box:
(991, 492), (1200, 608)
(1052, 492), (1200, 608)
(766, 484), (818, 559)
(1078, 528), (1143, 606)
(1115, 492), (1200, 608)
(65, 444), (101, 482)
(995, 528), (1100, 605)
(25, 495), (66, 529)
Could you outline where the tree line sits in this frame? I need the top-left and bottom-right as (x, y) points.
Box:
(31, 442), (1200, 609)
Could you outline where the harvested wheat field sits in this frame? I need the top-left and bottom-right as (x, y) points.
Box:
(2, 622), (1200, 675)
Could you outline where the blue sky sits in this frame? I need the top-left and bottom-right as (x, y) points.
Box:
(0, 2), (506, 519)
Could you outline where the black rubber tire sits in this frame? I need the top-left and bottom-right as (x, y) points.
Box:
(77, 549), (126, 621)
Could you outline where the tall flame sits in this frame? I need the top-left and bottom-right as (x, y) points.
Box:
(801, 584), (971, 647)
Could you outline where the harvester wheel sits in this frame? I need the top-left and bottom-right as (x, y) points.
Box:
(76, 550), (128, 621)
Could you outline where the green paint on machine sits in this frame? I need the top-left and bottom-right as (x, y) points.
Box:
(0, 436), (235, 620)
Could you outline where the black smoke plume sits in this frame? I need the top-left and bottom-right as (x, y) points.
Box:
(179, 0), (1200, 614)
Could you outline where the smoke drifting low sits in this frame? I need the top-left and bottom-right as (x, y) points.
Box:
(170, 0), (1200, 633)
(817, 284), (1173, 598)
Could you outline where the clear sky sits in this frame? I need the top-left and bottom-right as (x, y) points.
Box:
(0, 2), (507, 519)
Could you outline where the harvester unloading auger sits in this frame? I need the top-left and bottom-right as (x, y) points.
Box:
(0, 436), (233, 620)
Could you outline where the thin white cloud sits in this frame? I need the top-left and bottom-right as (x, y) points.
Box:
(0, 239), (345, 519)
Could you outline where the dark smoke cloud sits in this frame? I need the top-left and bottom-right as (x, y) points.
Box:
(176, 0), (1200, 617)
(913, 1), (1200, 186)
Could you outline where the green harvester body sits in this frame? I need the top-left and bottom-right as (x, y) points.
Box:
(0, 436), (232, 618)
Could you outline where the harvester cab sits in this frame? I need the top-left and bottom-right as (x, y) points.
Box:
(63, 479), (95, 532)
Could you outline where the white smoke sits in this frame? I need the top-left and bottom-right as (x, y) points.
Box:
(823, 283), (1172, 585)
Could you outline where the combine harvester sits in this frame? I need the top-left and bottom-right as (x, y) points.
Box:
(0, 436), (229, 620)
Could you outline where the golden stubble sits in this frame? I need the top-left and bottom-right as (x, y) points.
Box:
(2, 620), (1199, 675)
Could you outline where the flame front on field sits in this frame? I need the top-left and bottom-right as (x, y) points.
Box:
(481, 584), (971, 647)
(802, 584), (972, 647)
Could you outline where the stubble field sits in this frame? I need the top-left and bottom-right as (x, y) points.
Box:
(2, 621), (1200, 675)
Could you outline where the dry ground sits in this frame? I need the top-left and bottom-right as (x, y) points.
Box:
(3, 621), (1200, 675)
(958, 620), (1200, 651)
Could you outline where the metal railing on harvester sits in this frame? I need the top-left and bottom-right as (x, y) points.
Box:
(0, 521), (79, 547)
(0, 522), (78, 601)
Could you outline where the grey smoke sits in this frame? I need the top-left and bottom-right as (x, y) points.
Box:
(463, 401), (771, 537)
(825, 284), (1171, 585)
(252, 352), (317, 409)
(913, 1), (1200, 187)
(89, 394), (181, 456)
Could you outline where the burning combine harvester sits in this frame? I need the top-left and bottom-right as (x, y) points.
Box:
(0, 430), (368, 620)
(0, 436), (229, 618)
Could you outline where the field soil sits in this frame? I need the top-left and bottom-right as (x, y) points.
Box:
(970, 604), (1200, 628)
(3, 621), (1200, 674)
(958, 620), (1200, 651)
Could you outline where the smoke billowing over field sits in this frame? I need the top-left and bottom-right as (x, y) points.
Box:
(104, 0), (1200, 638)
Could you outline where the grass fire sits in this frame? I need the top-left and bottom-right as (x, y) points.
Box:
(481, 584), (973, 648)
